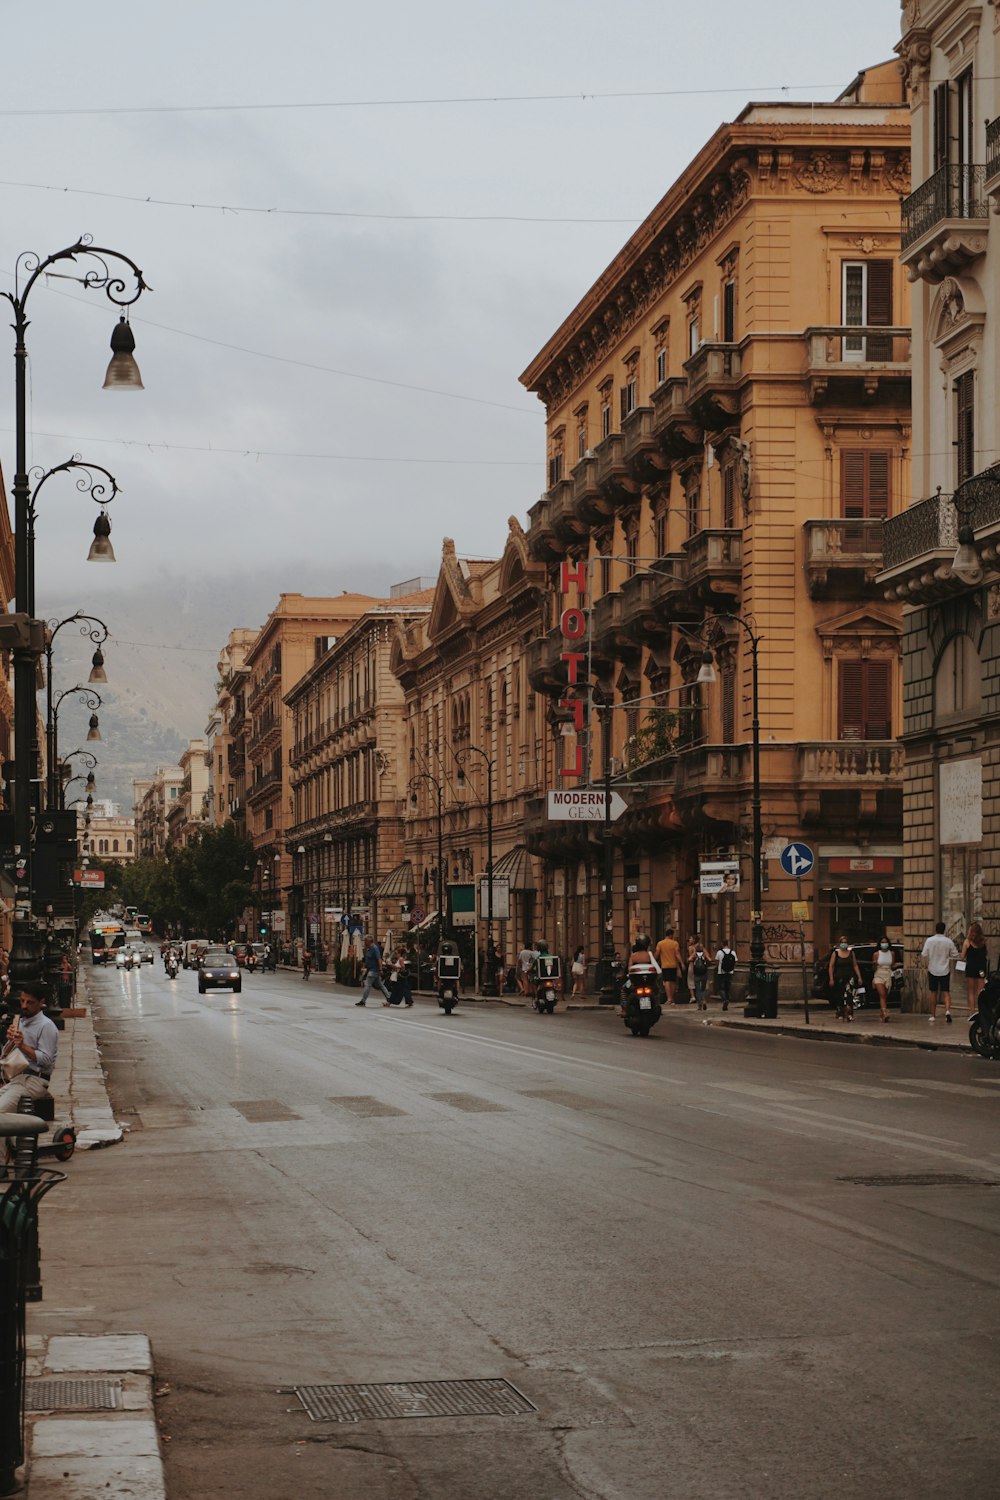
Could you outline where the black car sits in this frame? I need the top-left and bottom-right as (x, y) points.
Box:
(198, 949), (242, 994)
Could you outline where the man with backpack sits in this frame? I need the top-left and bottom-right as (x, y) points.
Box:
(715, 940), (737, 1012)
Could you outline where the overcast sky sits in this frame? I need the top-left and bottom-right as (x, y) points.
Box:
(3, 0), (903, 800)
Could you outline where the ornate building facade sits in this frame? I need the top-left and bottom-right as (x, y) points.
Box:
(133, 768), (183, 858)
(389, 523), (548, 967)
(207, 628), (257, 830)
(245, 594), (376, 941)
(520, 61), (912, 979)
(879, 2), (1000, 977)
(285, 585), (434, 956)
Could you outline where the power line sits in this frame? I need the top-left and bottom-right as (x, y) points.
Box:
(0, 82), (841, 119)
(0, 177), (640, 226)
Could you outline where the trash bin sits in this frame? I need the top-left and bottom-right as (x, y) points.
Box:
(760, 970), (780, 1019)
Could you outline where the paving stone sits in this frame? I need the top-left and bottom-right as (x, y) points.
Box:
(30, 1415), (160, 1458)
(25, 1453), (166, 1499)
(44, 1335), (153, 1375)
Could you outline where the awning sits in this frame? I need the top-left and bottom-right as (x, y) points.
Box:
(371, 860), (416, 900)
(490, 844), (536, 892)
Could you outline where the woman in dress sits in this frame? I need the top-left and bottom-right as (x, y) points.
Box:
(571, 946), (586, 996)
(828, 939), (862, 1022)
(959, 922), (988, 1016)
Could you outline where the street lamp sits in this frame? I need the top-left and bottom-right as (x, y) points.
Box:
(47, 687), (102, 809)
(46, 614), (109, 808)
(699, 612), (764, 1007)
(409, 773), (444, 941)
(2, 238), (148, 989)
(455, 746), (496, 994)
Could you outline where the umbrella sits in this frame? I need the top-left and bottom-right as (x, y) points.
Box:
(339, 926), (350, 962)
(383, 930), (393, 958)
(351, 929), (364, 962)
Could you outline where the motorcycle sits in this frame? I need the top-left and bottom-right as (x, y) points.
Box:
(970, 973), (1000, 1059)
(245, 952), (257, 975)
(532, 954), (560, 1015)
(165, 955), (178, 981)
(619, 965), (663, 1037)
(436, 945), (461, 1015)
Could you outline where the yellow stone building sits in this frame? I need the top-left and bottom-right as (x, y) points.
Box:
(519, 62), (912, 985)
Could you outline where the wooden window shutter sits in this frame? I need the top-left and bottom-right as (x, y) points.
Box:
(866, 261), (893, 326)
(839, 661), (865, 739)
(867, 452), (890, 518)
(841, 452), (867, 520)
(721, 665), (735, 744)
(723, 465), (736, 529)
(933, 82), (950, 170)
(956, 370), (975, 484)
(723, 280), (736, 342)
(839, 660), (892, 740)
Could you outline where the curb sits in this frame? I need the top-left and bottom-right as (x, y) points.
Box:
(24, 1334), (166, 1500)
(713, 1015), (972, 1051)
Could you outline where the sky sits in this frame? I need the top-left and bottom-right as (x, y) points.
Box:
(3, 0), (905, 804)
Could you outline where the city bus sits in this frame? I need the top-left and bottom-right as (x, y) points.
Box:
(89, 923), (126, 965)
(136, 914), (153, 934)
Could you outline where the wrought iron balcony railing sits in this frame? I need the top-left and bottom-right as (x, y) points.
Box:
(881, 491), (957, 573)
(988, 116), (1000, 183)
(901, 163), (988, 250)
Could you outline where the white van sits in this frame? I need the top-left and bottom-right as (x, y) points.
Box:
(183, 939), (210, 969)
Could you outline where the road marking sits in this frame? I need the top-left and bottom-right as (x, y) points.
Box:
(819, 1082), (921, 1099)
(897, 1079), (1000, 1099)
(708, 1082), (819, 1103)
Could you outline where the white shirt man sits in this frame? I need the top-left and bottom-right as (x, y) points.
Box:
(920, 923), (960, 1023)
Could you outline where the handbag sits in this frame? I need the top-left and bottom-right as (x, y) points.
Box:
(955, 960), (967, 973)
(1, 1045), (30, 1082)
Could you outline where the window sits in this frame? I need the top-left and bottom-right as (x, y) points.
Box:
(838, 660), (892, 741)
(653, 320), (669, 385)
(842, 261), (892, 361)
(933, 80), (950, 171)
(955, 370), (975, 485)
(684, 473), (701, 538)
(722, 278), (736, 343)
(600, 551), (612, 594)
(654, 509), (668, 558)
(113, 839), (119, 853)
(600, 384), (612, 439)
(620, 378), (637, 422)
(721, 663), (736, 744)
(656, 346), (667, 385)
(841, 450), (890, 551)
(935, 634), (982, 719)
(625, 531), (638, 577)
(722, 465), (736, 529)
(688, 314), (700, 356)
(576, 409), (588, 460)
(548, 451), (564, 487)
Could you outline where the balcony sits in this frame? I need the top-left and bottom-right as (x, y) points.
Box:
(525, 627), (567, 695)
(621, 405), (670, 487)
(526, 494), (564, 562)
(803, 518), (884, 598)
(247, 766), (282, 803)
(620, 568), (672, 643)
(590, 590), (640, 671)
(649, 377), (701, 462)
(683, 343), (742, 432)
(673, 743), (746, 800)
(803, 326), (911, 406)
(985, 114), (1000, 202)
(796, 740), (904, 833)
(547, 475), (587, 545)
(594, 432), (640, 510)
(570, 453), (610, 526)
(682, 529), (741, 605)
(900, 164), (989, 283)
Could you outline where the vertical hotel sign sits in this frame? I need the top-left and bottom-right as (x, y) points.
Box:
(558, 559), (587, 780)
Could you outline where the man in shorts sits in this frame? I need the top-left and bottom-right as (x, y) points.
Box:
(920, 921), (960, 1023)
(654, 928), (683, 1005)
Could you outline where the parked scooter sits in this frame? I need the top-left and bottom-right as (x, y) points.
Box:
(531, 949), (560, 1014)
(436, 941), (461, 1015)
(970, 972), (1000, 1059)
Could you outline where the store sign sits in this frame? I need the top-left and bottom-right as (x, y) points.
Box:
(557, 560), (588, 780)
(827, 857), (897, 875)
(74, 868), (105, 888)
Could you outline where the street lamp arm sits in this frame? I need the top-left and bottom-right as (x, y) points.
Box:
(3, 238), (149, 319)
(47, 610), (110, 652)
(52, 685), (102, 717)
(60, 748), (98, 771)
(28, 459), (119, 528)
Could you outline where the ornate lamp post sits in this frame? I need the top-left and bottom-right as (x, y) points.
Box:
(409, 773), (444, 942)
(44, 613), (110, 809)
(699, 612), (764, 1006)
(455, 746), (496, 994)
(2, 238), (147, 988)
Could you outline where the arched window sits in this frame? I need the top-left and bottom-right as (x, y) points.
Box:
(126, 839), (133, 852)
(113, 839), (119, 853)
(935, 633), (982, 720)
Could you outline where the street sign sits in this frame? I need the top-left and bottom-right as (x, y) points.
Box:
(547, 790), (628, 822)
(779, 842), (814, 878)
(791, 900), (810, 921)
(479, 876), (511, 922)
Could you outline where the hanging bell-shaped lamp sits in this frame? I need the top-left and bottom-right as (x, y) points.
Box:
(87, 713), (102, 743)
(88, 511), (115, 563)
(102, 316), (144, 391)
(88, 648), (107, 684)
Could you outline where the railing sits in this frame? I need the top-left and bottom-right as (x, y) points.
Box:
(798, 741), (904, 782)
(673, 743), (745, 795)
(804, 518), (883, 562)
(881, 491), (958, 571)
(248, 714), (280, 753)
(247, 766), (282, 799)
(987, 116), (1000, 182)
(804, 325), (911, 368)
(684, 342), (741, 399)
(683, 528), (741, 578)
(901, 163), (988, 249)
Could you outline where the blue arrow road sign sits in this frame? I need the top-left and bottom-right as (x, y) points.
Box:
(779, 842), (814, 878)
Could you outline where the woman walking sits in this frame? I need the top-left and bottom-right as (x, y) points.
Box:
(959, 922), (989, 1016)
(871, 938), (895, 1023)
(571, 946), (586, 996)
(828, 938), (862, 1022)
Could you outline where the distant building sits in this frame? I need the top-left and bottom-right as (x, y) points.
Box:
(133, 768), (184, 857)
(83, 810), (137, 865)
(165, 739), (210, 849)
(206, 627), (258, 828)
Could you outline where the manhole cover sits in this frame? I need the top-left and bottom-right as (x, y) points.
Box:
(232, 1100), (301, 1122)
(26, 1379), (122, 1412)
(520, 1089), (600, 1110)
(328, 1096), (406, 1118)
(427, 1093), (510, 1113)
(838, 1173), (1000, 1187)
(294, 1378), (536, 1423)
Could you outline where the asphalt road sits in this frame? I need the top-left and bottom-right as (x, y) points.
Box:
(38, 963), (1000, 1500)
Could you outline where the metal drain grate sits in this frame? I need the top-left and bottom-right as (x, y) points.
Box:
(839, 1173), (1000, 1187)
(231, 1099), (301, 1122)
(294, 1378), (536, 1423)
(26, 1378), (122, 1412)
(427, 1093), (510, 1113)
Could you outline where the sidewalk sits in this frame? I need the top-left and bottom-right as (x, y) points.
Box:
(17, 976), (167, 1500)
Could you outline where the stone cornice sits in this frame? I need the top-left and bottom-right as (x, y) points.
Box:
(521, 129), (910, 413)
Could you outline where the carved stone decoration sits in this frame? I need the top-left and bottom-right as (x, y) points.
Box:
(988, 582), (1000, 621)
(897, 30), (932, 94)
(886, 155), (911, 196)
(903, 0), (919, 26)
(795, 152), (846, 194)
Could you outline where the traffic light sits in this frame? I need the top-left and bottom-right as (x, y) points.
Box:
(259, 924), (268, 937)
